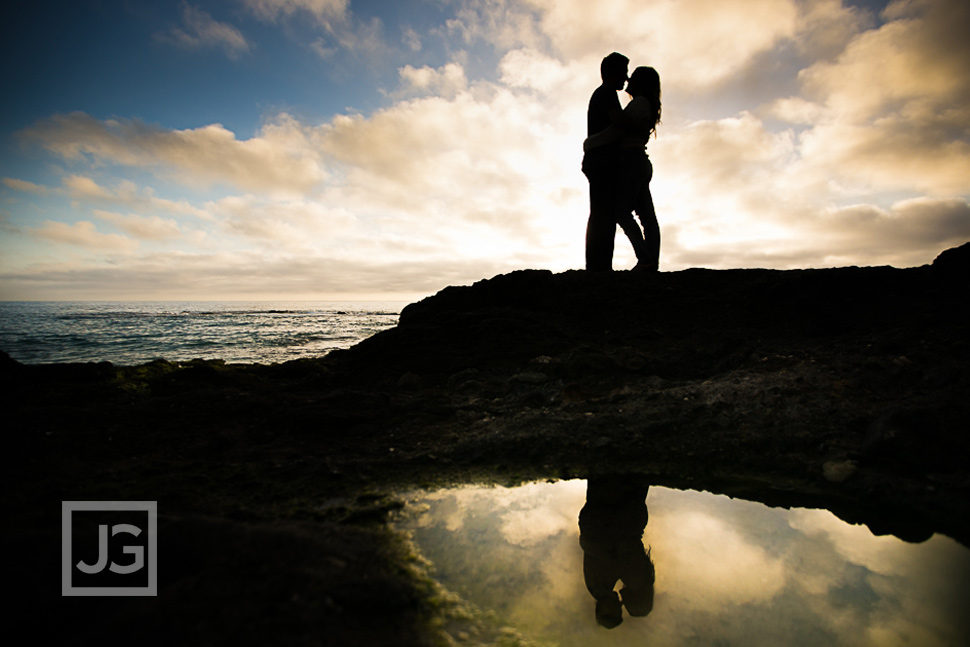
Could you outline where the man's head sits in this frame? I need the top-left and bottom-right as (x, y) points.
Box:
(601, 52), (629, 91)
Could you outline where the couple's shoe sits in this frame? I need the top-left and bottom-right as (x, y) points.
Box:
(632, 262), (658, 272)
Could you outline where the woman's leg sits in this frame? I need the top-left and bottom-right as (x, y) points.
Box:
(615, 152), (650, 266)
(634, 159), (660, 271)
(617, 210), (647, 262)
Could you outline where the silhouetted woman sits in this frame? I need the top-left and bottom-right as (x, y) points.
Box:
(583, 66), (662, 271)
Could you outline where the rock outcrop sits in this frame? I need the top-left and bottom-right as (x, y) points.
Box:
(6, 242), (969, 646)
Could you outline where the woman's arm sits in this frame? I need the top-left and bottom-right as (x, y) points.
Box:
(610, 96), (652, 137)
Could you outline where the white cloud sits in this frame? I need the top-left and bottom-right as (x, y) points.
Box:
(94, 210), (183, 241)
(6, 174), (213, 220)
(524, 0), (799, 90)
(206, 194), (356, 250)
(62, 176), (213, 220)
(402, 26), (422, 52)
(800, 0), (970, 121)
(498, 48), (577, 96)
(62, 175), (114, 200)
(156, 3), (250, 59)
(242, 0), (347, 24)
(31, 220), (138, 253)
(814, 198), (970, 249)
(21, 112), (327, 196)
(398, 62), (468, 97)
(0, 249), (510, 301)
(764, 96), (824, 125)
(792, 0), (970, 195)
(244, 0), (388, 61)
(793, 0), (874, 61)
(2, 178), (48, 195)
(654, 510), (787, 604)
(445, 0), (547, 52)
(660, 112), (797, 190)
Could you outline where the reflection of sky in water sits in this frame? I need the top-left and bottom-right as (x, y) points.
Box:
(398, 480), (970, 647)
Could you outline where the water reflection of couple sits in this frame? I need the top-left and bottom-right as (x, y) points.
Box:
(582, 52), (662, 272)
(579, 475), (656, 629)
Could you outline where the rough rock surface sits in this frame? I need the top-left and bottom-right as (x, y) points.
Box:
(6, 242), (969, 645)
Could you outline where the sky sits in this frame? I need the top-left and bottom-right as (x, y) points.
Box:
(1, 0), (968, 301)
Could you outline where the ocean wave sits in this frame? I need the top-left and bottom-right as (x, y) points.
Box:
(0, 301), (404, 365)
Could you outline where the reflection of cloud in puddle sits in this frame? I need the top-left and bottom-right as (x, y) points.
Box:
(651, 509), (786, 605)
(789, 508), (914, 576)
(410, 480), (587, 544)
(788, 507), (970, 647)
(401, 481), (970, 647)
(501, 481), (587, 546)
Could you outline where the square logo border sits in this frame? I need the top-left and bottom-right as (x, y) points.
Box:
(62, 500), (157, 596)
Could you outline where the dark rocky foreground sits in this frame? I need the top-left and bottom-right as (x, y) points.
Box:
(5, 243), (970, 646)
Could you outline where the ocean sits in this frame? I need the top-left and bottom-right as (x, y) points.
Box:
(0, 301), (407, 366)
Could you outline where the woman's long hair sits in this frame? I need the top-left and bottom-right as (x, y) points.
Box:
(629, 66), (662, 138)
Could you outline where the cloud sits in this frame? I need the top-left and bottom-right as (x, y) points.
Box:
(205, 194), (356, 249)
(401, 26), (422, 52)
(156, 3), (250, 59)
(644, 104), (968, 270)
(398, 62), (468, 98)
(792, 0), (875, 61)
(444, 0), (546, 52)
(660, 112), (796, 191)
(62, 175), (114, 200)
(815, 197), (970, 249)
(523, 0), (799, 90)
(2, 178), (48, 195)
(244, 0), (387, 60)
(0, 249), (512, 301)
(31, 220), (138, 253)
(660, 195), (970, 271)
(764, 97), (824, 125)
(242, 0), (347, 24)
(62, 176), (213, 219)
(5, 173), (213, 220)
(498, 48), (578, 96)
(654, 509), (787, 604)
(13, 70), (583, 270)
(93, 210), (183, 241)
(312, 80), (586, 263)
(20, 112), (327, 195)
(792, 0), (970, 195)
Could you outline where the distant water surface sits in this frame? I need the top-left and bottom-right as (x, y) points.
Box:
(0, 301), (406, 365)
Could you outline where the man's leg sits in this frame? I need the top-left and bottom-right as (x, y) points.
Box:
(586, 173), (616, 271)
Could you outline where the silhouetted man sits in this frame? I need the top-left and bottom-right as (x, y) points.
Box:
(582, 52), (628, 271)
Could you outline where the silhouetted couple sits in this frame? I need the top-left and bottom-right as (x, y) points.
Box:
(579, 475), (655, 629)
(583, 53), (662, 272)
